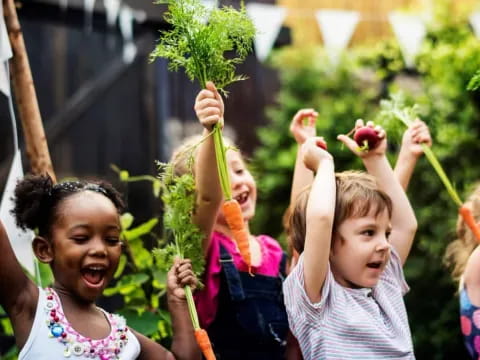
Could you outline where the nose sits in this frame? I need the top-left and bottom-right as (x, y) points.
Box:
(89, 236), (107, 257)
(375, 236), (390, 252)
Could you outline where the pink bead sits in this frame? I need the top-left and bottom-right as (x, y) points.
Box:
(461, 315), (473, 336)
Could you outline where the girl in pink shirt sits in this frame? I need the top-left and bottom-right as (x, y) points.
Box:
(172, 82), (293, 359)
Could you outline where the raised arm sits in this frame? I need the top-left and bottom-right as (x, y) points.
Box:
(301, 137), (336, 303)
(0, 220), (37, 347)
(394, 118), (432, 191)
(289, 109), (319, 205)
(193, 81), (224, 253)
(338, 120), (417, 264)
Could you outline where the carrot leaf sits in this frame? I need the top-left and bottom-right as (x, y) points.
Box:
(467, 69), (480, 91)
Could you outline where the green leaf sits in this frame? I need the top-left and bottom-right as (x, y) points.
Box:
(121, 213), (134, 231)
(123, 218), (159, 241)
(113, 254), (127, 279)
(118, 309), (163, 336)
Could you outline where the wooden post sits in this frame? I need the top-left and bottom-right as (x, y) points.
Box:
(3, 0), (56, 182)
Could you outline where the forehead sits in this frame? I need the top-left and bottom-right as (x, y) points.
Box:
(344, 207), (391, 228)
(226, 149), (245, 166)
(56, 191), (119, 224)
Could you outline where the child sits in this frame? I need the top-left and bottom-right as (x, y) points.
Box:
(444, 186), (480, 358)
(174, 81), (292, 359)
(0, 174), (200, 360)
(283, 120), (418, 359)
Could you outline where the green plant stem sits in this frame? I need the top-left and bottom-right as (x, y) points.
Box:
(184, 285), (200, 330)
(213, 124), (232, 200)
(393, 109), (463, 207)
(421, 145), (463, 207)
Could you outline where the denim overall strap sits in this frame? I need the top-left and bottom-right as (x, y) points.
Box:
(219, 244), (245, 301)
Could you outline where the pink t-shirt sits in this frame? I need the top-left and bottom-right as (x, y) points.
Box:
(194, 231), (284, 328)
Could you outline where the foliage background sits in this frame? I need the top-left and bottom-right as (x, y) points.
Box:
(251, 1), (480, 358)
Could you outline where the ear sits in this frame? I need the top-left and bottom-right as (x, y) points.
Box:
(32, 236), (54, 264)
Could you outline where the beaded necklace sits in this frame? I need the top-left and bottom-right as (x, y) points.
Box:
(44, 288), (129, 359)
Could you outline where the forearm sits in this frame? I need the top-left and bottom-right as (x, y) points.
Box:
(290, 146), (314, 205)
(394, 148), (419, 191)
(194, 128), (223, 251)
(303, 159), (335, 302)
(363, 155), (417, 262)
(168, 298), (201, 360)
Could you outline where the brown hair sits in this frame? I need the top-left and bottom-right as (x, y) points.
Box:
(444, 184), (480, 282)
(288, 170), (393, 254)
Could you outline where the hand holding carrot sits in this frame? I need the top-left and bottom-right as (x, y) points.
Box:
(338, 119), (387, 159)
(290, 108), (318, 144)
(167, 258), (197, 303)
(301, 136), (332, 173)
(401, 118), (432, 158)
(194, 81), (225, 131)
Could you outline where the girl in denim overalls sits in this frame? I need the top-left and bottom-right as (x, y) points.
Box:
(172, 82), (294, 359)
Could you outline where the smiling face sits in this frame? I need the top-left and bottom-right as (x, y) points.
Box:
(330, 207), (392, 289)
(48, 191), (122, 302)
(217, 149), (257, 225)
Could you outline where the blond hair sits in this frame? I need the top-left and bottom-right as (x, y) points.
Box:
(444, 184), (480, 282)
(289, 170), (393, 254)
(170, 134), (237, 177)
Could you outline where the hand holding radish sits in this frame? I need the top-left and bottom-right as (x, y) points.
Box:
(401, 118), (432, 158)
(194, 81), (225, 131)
(301, 136), (332, 172)
(338, 119), (386, 158)
(290, 108), (318, 144)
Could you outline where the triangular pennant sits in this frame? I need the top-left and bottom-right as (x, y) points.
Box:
(104, 0), (121, 28)
(470, 11), (480, 39)
(0, 150), (35, 275)
(389, 12), (426, 68)
(315, 10), (359, 67)
(246, 3), (286, 63)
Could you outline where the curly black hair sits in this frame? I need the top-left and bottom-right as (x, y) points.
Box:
(12, 174), (125, 237)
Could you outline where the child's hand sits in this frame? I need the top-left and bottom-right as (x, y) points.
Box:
(301, 136), (331, 172)
(290, 108), (318, 144)
(167, 258), (197, 302)
(194, 81), (224, 131)
(401, 118), (432, 158)
(337, 119), (386, 158)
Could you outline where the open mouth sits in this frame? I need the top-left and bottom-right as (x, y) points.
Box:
(366, 261), (382, 269)
(234, 191), (249, 205)
(81, 266), (107, 287)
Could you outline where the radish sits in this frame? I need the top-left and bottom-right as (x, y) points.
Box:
(354, 126), (380, 151)
(316, 139), (328, 151)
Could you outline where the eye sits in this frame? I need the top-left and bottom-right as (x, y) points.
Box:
(235, 168), (244, 175)
(385, 231), (392, 239)
(362, 229), (375, 237)
(71, 235), (88, 243)
(106, 236), (121, 245)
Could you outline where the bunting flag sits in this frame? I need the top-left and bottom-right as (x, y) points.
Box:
(470, 12), (480, 39)
(104, 0), (121, 28)
(119, 6), (136, 63)
(246, 3), (286, 62)
(0, 3), (12, 97)
(315, 9), (360, 67)
(0, 150), (35, 275)
(388, 12), (426, 68)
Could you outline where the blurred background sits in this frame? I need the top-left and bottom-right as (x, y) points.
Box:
(1, 0), (480, 358)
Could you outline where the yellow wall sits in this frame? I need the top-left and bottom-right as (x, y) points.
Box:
(278, 0), (478, 47)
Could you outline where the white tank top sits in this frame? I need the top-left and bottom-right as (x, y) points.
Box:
(19, 287), (141, 360)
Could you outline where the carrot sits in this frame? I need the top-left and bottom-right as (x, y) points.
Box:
(194, 328), (216, 360)
(460, 205), (480, 243)
(222, 199), (252, 272)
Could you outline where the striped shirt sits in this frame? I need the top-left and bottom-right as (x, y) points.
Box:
(283, 248), (414, 359)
